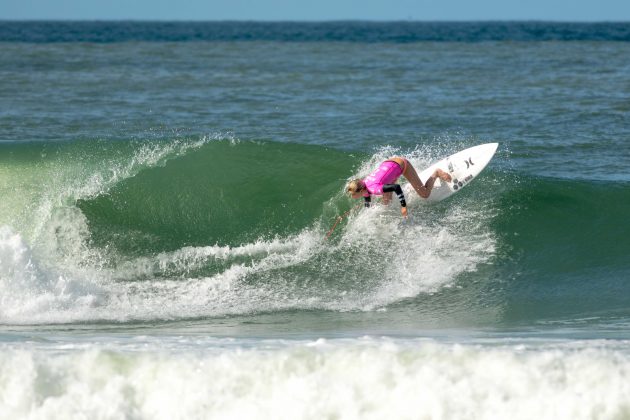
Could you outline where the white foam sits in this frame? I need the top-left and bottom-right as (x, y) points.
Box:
(0, 226), (325, 323)
(0, 226), (105, 323)
(1, 338), (629, 420)
(0, 226), (47, 298)
(114, 234), (311, 280)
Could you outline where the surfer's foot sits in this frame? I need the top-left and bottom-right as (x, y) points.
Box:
(435, 169), (452, 182)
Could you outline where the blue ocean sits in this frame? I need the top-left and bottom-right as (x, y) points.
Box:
(1, 21), (630, 419)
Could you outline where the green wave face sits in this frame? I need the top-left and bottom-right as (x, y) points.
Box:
(488, 175), (630, 322)
(77, 140), (356, 255)
(494, 176), (630, 273)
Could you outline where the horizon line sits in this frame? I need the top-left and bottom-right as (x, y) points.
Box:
(2, 19), (630, 24)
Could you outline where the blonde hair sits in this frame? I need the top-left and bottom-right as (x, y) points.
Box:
(346, 179), (365, 194)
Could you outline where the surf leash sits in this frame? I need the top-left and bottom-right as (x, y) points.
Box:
(325, 204), (362, 240)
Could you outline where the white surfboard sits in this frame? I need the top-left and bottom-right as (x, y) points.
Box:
(405, 143), (498, 203)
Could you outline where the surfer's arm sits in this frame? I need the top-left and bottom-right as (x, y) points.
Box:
(383, 184), (406, 207)
(383, 184), (408, 217)
(363, 195), (371, 208)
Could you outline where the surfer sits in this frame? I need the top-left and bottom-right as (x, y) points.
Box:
(346, 157), (451, 218)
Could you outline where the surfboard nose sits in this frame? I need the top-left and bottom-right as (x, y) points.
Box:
(485, 143), (499, 154)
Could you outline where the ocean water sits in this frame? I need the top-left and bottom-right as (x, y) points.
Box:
(1, 21), (630, 419)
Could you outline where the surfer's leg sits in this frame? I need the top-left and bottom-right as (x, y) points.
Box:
(399, 159), (452, 199)
(434, 168), (452, 182)
(399, 159), (431, 198)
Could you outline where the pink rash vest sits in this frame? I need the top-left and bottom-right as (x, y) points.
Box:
(363, 160), (404, 196)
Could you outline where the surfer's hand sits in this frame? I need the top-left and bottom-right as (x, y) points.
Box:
(401, 207), (408, 218)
